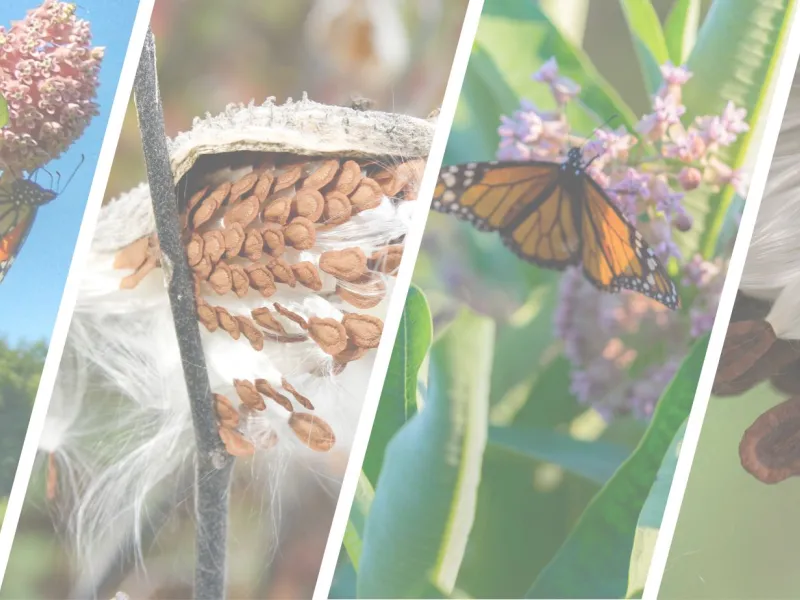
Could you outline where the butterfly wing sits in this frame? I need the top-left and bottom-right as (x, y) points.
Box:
(580, 177), (680, 309)
(433, 161), (582, 269)
(0, 206), (37, 284)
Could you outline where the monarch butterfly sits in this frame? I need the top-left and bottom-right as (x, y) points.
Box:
(0, 157), (83, 284)
(432, 147), (681, 310)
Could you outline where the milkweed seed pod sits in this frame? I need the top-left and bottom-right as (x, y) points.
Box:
(44, 96), (433, 570)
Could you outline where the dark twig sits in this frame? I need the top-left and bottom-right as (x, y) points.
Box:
(133, 27), (234, 599)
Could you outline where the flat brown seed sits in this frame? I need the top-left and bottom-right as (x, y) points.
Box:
(319, 248), (368, 282)
(114, 236), (150, 270)
(342, 313), (384, 349)
(199, 230), (224, 263)
(282, 378), (315, 410)
(294, 188), (325, 222)
(187, 185), (210, 211)
(254, 170), (275, 201)
(223, 223), (246, 257)
(273, 163), (303, 192)
(234, 378), (266, 411)
(334, 341), (369, 364)
(308, 317), (349, 355)
(192, 255), (214, 280)
(251, 307), (287, 334)
(333, 160), (363, 195)
(302, 159), (340, 190)
(216, 307), (241, 339)
(714, 320), (784, 394)
(208, 261), (233, 295)
(255, 379), (294, 412)
(192, 195), (220, 229)
(236, 316), (265, 351)
(245, 263), (277, 297)
(208, 181), (233, 207)
(293, 262), (323, 291)
(262, 191), (293, 224)
(261, 222), (286, 257)
(219, 426), (256, 457)
(197, 303), (219, 332)
(323, 191), (352, 226)
(336, 274), (386, 309)
(120, 255), (159, 290)
(740, 396), (800, 484)
(288, 413), (335, 452)
(284, 217), (316, 250)
(242, 228), (264, 261)
(349, 178), (383, 213)
(370, 245), (403, 274)
(771, 359), (800, 396)
(274, 303), (308, 330)
(224, 195), (261, 228)
(227, 263), (250, 297)
(266, 257), (296, 287)
(230, 171), (259, 202)
(214, 393), (240, 428)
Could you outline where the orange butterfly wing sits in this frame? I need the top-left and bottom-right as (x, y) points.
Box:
(580, 177), (681, 309)
(0, 207), (36, 284)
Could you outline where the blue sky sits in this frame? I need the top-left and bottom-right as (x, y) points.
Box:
(0, 0), (142, 345)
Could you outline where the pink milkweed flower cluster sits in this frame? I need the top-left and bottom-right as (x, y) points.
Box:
(499, 57), (742, 420)
(0, 0), (104, 173)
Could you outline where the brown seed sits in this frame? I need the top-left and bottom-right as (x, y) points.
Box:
(261, 222), (286, 257)
(294, 188), (325, 222)
(208, 181), (233, 207)
(335, 273), (386, 309)
(350, 177), (383, 213)
(223, 223), (246, 257)
(230, 171), (259, 202)
(334, 341), (369, 364)
(202, 230), (226, 263)
(273, 163), (303, 192)
(282, 378), (315, 410)
(251, 307), (287, 334)
(262, 191), (294, 224)
(322, 191), (352, 226)
(197, 303), (219, 332)
(224, 195), (261, 228)
(254, 170), (275, 201)
(236, 316), (265, 351)
(274, 303), (308, 330)
(192, 195), (220, 229)
(216, 307), (241, 339)
(342, 313), (384, 349)
(114, 236), (150, 270)
(214, 393), (239, 428)
(308, 317), (349, 355)
(319, 248), (368, 282)
(288, 413), (335, 452)
(731, 291), (773, 323)
(386, 159), (425, 198)
(266, 257), (296, 287)
(120, 255), (159, 290)
(208, 261), (233, 295)
(332, 160), (363, 195)
(234, 378), (266, 411)
(187, 185), (210, 211)
(370, 245), (403, 274)
(219, 426), (256, 457)
(192, 255), (214, 280)
(771, 358), (800, 396)
(255, 378), (294, 412)
(302, 159), (340, 190)
(245, 263), (277, 297)
(293, 262), (323, 291)
(229, 263), (251, 297)
(740, 396), (800, 484)
(242, 228), (264, 261)
(284, 217), (316, 250)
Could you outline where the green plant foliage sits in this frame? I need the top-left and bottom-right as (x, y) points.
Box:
(618, 0), (670, 96)
(0, 94), (8, 129)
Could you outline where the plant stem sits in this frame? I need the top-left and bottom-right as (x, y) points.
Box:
(133, 27), (234, 599)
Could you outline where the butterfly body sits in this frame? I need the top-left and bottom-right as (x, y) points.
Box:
(432, 148), (681, 309)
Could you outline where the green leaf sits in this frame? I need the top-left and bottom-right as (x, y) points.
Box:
(664, 0), (702, 64)
(362, 285), (432, 484)
(343, 472), (375, 571)
(0, 95), (8, 129)
(478, 0), (639, 133)
(618, 0), (670, 96)
(526, 333), (710, 598)
(357, 309), (495, 598)
(488, 426), (629, 485)
(681, 0), (795, 258)
(443, 43), (520, 165)
(626, 421), (686, 598)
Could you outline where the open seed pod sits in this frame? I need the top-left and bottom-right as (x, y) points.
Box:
(88, 96), (434, 457)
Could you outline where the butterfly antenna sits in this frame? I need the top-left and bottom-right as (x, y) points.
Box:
(56, 154), (85, 195)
